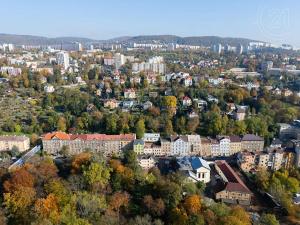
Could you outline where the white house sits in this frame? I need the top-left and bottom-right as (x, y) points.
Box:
(170, 135), (190, 156)
(183, 76), (193, 87)
(217, 136), (231, 156)
(44, 85), (55, 93)
(143, 101), (153, 110)
(182, 96), (192, 107)
(138, 156), (156, 170)
(177, 156), (211, 183)
(124, 88), (136, 99)
(143, 133), (160, 142)
(194, 99), (208, 110)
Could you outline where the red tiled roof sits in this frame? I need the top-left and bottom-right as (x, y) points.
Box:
(43, 132), (135, 141)
(215, 160), (251, 194)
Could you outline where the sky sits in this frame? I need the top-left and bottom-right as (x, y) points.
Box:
(1, 0), (300, 47)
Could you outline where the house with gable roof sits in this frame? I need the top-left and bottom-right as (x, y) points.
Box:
(177, 156), (211, 183)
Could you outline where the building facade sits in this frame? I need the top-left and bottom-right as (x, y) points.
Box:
(0, 135), (30, 152)
(42, 132), (135, 156)
(215, 160), (252, 205)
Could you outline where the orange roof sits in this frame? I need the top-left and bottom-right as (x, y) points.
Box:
(43, 132), (70, 140)
(43, 132), (135, 141)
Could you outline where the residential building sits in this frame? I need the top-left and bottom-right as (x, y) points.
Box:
(132, 56), (166, 74)
(217, 136), (231, 156)
(114, 53), (125, 69)
(124, 88), (136, 99)
(56, 51), (70, 70)
(144, 142), (163, 156)
(133, 139), (144, 155)
(177, 156), (211, 183)
(42, 132), (135, 156)
(229, 136), (242, 155)
(237, 148), (287, 172)
(241, 134), (264, 152)
(161, 138), (172, 156)
(0, 66), (22, 76)
(138, 155), (156, 170)
(237, 151), (256, 172)
(211, 139), (220, 157)
(103, 99), (119, 109)
(170, 135), (190, 156)
(187, 135), (202, 155)
(278, 120), (300, 141)
(194, 99), (208, 111)
(286, 139), (300, 168)
(182, 96), (192, 107)
(215, 160), (252, 205)
(233, 107), (246, 121)
(44, 85), (55, 93)
(0, 135), (30, 152)
(201, 138), (212, 157)
(143, 101), (153, 110)
(143, 133), (160, 142)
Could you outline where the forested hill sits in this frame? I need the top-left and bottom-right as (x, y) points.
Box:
(0, 33), (260, 46)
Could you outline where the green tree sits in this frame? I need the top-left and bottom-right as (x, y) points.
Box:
(259, 213), (280, 225)
(136, 119), (145, 139)
(83, 162), (111, 190)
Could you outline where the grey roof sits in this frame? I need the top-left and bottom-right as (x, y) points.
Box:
(170, 135), (188, 142)
(134, 139), (144, 145)
(271, 138), (282, 146)
(0, 135), (29, 141)
(229, 135), (241, 142)
(177, 156), (210, 171)
(236, 107), (246, 113)
(242, 134), (264, 141)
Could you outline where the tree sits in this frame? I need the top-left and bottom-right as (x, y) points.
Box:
(57, 116), (67, 132)
(71, 152), (92, 174)
(259, 213), (280, 225)
(123, 149), (140, 172)
(186, 118), (199, 133)
(59, 145), (70, 157)
(109, 191), (130, 221)
(183, 195), (201, 215)
(4, 187), (36, 223)
(0, 209), (7, 225)
(255, 169), (270, 191)
(10, 146), (20, 157)
(4, 167), (35, 193)
(163, 119), (174, 136)
(30, 133), (40, 146)
(227, 206), (251, 225)
(128, 214), (163, 225)
(143, 195), (165, 217)
(136, 119), (145, 139)
(162, 96), (177, 114)
(155, 180), (182, 209)
(105, 114), (118, 134)
(34, 194), (60, 224)
(75, 191), (106, 220)
(44, 179), (70, 207)
(206, 112), (223, 136)
(83, 162), (111, 190)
